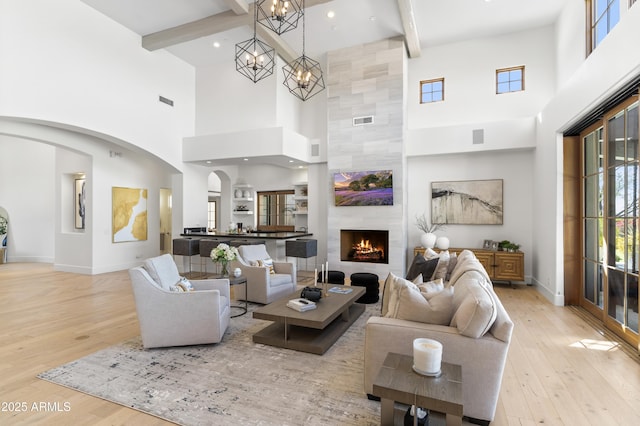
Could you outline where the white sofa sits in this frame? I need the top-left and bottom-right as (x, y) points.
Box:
(129, 254), (231, 349)
(364, 250), (513, 425)
(230, 244), (297, 304)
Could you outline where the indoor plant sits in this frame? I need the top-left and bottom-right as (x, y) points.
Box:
(210, 243), (239, 277)
(415, 213), (445, 249)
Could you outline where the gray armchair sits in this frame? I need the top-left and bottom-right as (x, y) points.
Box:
(128, 254), (230, 349)
(230, 244), (296, 304)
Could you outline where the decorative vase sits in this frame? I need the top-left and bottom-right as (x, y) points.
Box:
(436, 236), (450, 250)
(220, 261), (229, 277)
(233, 267), (242, 278)
(420, 233), (437, 249)
(234, 189), (242, 198)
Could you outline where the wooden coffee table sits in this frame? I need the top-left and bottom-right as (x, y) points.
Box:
(373, 352), (463, 426)
(252, 285), (365, 354)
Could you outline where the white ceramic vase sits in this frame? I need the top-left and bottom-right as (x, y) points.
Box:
(233, 267), (242, 278)
(420, 233), (437, 249)
(436, 236), (450, 250)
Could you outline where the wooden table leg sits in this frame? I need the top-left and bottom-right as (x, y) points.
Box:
(445, 413), (462, 426)
(380, 398), (394, 426)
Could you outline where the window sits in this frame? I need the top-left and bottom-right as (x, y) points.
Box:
(588, 0), (620, 53)
(581, 98), (640, 341)
(257, 190), (294, 231)
(207, 200), (217, 230)
(496, 66), (524, 94)
(420, 78), (444, 103)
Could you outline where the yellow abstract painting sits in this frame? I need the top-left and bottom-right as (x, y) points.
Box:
(112, 187), (148, 242)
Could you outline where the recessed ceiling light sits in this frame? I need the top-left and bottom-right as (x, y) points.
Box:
(243, 158), (249, 161)
(369, 16), (376, 22)
(289, 160), (294, 163)
(327, 10), (335, 19)
(213, 41), (220, 48)
(206, 160), (212, 164)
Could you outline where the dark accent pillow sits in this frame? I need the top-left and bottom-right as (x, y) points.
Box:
(405, 254), (439, 281)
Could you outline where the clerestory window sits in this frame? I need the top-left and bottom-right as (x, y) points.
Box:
(496, 66), (524, 94)
(588, 0), (620, 53)
(420, 78), (444, 104)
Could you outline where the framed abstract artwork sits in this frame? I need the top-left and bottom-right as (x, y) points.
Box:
(431, 179), (503, 225)
(75, 178), (86, 230)
(112, 187), (148, 242)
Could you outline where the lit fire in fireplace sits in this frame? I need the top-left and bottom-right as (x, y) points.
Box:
(352, 238), (384, 261)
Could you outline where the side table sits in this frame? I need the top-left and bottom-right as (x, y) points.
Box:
(372, 352), (463, 426)
(213, 275), (248, 317)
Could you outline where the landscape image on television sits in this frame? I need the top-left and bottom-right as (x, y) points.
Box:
(334, 170), (393, 206)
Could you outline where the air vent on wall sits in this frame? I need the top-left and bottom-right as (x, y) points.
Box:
(353, 116), (374, 126)
(159, 95), (174, 107)
(311, 144), (320, 157)
(472, 129), (484, 144)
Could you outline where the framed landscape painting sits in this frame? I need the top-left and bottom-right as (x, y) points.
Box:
(431, 179), (503, 225)
(333, 170), (393, 206)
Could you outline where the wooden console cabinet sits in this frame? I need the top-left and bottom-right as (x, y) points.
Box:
(413, 247), (524, 283)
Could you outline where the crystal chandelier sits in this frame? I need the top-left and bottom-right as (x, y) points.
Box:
(282, 0), (325, 101)
(234, 3), (276, 83)
(257, 0), (303, 35)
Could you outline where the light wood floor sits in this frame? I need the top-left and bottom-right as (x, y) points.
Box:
(1, 263), (639, 425)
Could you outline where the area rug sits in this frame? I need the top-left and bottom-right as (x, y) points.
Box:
(38, 303), (381, 425)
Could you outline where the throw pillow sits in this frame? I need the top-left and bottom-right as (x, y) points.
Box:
(258, 258), (275, 274)
(417, 278), (444, 298)
(385, 274), (454, 325)
(445, 252), (458, 281)
(430, 250), (450, 281)
(405, 254), (439, 281)
(450, 277), (497, 338)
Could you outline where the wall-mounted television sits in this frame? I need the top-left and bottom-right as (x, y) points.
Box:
(333, 170), (393, 206)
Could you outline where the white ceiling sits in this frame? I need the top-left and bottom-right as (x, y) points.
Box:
(79, 0), (568, 169)
(81, 0), (568, 67)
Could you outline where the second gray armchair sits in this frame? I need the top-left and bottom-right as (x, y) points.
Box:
(230, 244), (297, 304)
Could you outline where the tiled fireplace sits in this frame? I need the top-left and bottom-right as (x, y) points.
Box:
(340, 229), (389, 264)
(326, 38), (407, 277)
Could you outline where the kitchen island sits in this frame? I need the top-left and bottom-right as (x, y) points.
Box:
(178, 231), (313, 261)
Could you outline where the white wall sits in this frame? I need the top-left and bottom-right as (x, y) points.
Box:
(406, 150), (534, 281)
(0, 0), (195, 171)
(407, 26), (556, 129)
(0, 136), (55, 263)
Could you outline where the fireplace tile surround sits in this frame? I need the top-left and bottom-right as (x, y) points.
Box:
(326, 39), (407, 278)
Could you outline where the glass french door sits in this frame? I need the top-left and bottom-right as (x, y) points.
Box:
(582, 97), (639, 348)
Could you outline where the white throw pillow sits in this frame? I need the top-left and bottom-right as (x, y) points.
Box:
(258, 258), (275, 274)
(384, 273), (454, 325)
(450, 277), (497, 338)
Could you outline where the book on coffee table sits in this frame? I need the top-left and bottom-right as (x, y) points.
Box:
(287, 298), (317, 312)
(329, 287), (353, 294)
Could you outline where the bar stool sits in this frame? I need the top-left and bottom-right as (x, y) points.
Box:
(285, 239), (317, 271)
(172, 237), (201, 278)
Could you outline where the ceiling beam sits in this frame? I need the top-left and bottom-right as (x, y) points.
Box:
(142, 0), (333, 52)
(396, 0), (421, 58)
(256, 26), (298, 65)
(223, 0), (250, 15)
